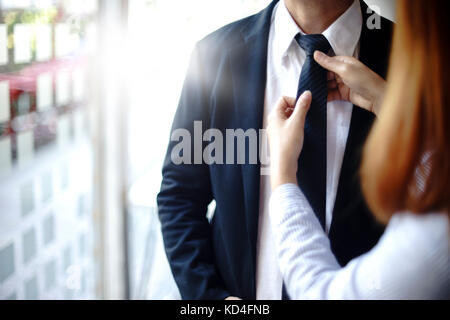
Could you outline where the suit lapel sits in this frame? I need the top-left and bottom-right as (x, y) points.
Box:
(332, 0), (393, 222)
(227, 0), (277, 291)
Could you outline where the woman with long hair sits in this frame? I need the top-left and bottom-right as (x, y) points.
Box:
(267, 0), (450, 299)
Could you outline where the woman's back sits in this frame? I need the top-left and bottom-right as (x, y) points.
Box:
(358, 212), (450, 299)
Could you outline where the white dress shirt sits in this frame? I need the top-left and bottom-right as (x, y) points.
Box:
(269, 184), (450, 299)
(256, 0), (362, 299)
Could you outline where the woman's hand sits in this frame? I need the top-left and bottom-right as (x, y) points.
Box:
(267, 91), (312, 191)
(314, 51), (386, 116)
(225, 296), (242, 300)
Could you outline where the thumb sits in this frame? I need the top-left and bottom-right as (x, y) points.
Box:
(290, 90), (311, 128)
(314, 51), (346, 75)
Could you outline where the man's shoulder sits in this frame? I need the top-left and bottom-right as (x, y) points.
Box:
(195, 11), (263, 57)
(363, 4), (395, 41)
(377, 14), (394, 37)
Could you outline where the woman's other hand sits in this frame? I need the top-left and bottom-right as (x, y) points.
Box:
(314, 51), (386, 116)
(267, 91), (312, 191)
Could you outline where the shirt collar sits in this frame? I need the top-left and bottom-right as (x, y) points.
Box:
(273, 0), (362, 62)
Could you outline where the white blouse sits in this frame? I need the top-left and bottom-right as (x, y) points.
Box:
(269, 183), (450, 299)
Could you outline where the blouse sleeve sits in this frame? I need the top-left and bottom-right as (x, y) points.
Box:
(269, 183), (450, 300)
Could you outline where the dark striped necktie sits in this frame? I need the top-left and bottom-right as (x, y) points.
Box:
(295, 33), (331, 230)
(281, 34), (332, 301)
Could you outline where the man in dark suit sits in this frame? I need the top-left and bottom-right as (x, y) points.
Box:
(157, 0), (393, 300)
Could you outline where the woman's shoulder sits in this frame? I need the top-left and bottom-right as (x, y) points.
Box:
(388, 211), (449, 241)
(384, 211), (449, 273)
(380, 212), (450, 298)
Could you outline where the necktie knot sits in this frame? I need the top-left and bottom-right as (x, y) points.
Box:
(295, 33), (331, 56)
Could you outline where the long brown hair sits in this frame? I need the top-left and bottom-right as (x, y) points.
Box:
(361, 0), (450, 223)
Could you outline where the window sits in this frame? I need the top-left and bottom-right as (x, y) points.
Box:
(0, 0), (99, 299)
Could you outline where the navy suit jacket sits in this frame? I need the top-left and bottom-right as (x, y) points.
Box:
(157, 0), (393, 300)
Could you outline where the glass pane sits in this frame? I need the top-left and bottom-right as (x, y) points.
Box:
(0, 0), (99, 299)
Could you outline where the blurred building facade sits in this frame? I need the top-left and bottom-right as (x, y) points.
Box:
(0, 0), (99, 299)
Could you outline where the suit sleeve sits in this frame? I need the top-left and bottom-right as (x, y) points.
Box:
(157, 43), (230, 300)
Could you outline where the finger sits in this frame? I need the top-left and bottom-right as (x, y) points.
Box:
(314, 51), (347, 75)
(349, 92), (373, 111)
(283, 97), (297, 118)
(290, 90), (311, 128)
(327, 79), (338, 90)
(273, 97), (289, 119)
(285, 107), (294, 113)
(327, 88), (341, 102)
(327, 71), (335, 81)
(285, 107), (294, 118)
(283, 96), (296, 108)
(273, 96), (296, 120)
